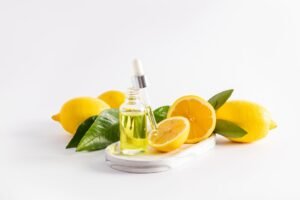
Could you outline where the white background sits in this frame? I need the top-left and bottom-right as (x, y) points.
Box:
(1, 0), (300, 199)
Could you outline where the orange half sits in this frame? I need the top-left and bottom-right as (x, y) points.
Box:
(167, 95), (216, 143)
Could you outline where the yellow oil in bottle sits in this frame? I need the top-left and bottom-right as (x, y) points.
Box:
(120, 111), (147, 155)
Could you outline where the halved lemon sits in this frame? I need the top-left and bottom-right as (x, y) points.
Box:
(148, 116), (190, 152)
(167, 95), (216, 143)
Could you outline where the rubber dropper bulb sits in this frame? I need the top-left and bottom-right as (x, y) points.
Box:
(132, 59), (145, 76)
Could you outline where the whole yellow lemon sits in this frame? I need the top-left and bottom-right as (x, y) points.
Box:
(52, 97), (110, 134)
(98, 90), (125, 108)
(216, 100), (277, 143)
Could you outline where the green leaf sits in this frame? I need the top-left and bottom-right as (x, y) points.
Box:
(66, 115), (98, 149)
(153, 106), (170, 123)
(208, 89), (234, 110)
(76, 109), (120, 152)
(214, 119), (247, 138)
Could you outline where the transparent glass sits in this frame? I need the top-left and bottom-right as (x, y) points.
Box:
(119, 88), (147, 155)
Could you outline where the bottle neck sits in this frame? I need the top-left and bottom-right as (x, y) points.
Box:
(127, 95), (139, 104)
(126, 88), (141, 104)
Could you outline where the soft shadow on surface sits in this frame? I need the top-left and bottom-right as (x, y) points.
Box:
(87, 152), (127, 175)
(215, 135), (253, 147)
(87, 150), (156, 175)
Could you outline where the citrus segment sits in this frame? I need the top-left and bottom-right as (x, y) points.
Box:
(148, 117), (190, 152)
(167, 95), (216, 143)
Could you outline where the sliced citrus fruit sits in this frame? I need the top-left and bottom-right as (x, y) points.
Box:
(98, 90), (125, 108)
(167, 95), (216, 143)
(148, 116), (190, 152)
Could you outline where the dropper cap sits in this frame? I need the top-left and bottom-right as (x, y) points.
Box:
(132, 58), (147, 89)
(132, 59), (144, 76)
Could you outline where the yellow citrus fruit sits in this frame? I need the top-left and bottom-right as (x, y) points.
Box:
(216, 100), (277, 143)
(52, 97), (110, 134)
(148, 116), (190, 152)
(98, 90), (125, 108)
(167, 95), (216, 143)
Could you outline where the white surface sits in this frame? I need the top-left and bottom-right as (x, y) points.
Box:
(105, 135), (216, 173)
(1, 0), (300, 199)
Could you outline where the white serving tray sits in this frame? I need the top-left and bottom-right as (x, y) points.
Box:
(105, 135), (216, 173)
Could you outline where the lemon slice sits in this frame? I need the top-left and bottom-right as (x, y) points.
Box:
(148, 117), (190, 152)
(168, 95), (216, 143)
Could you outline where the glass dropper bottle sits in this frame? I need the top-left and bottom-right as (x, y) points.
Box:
(119, 88), (147, 155)
(131, 59), (157, 131)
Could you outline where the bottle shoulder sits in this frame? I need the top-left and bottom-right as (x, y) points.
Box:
(119, 101), (146, 113)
